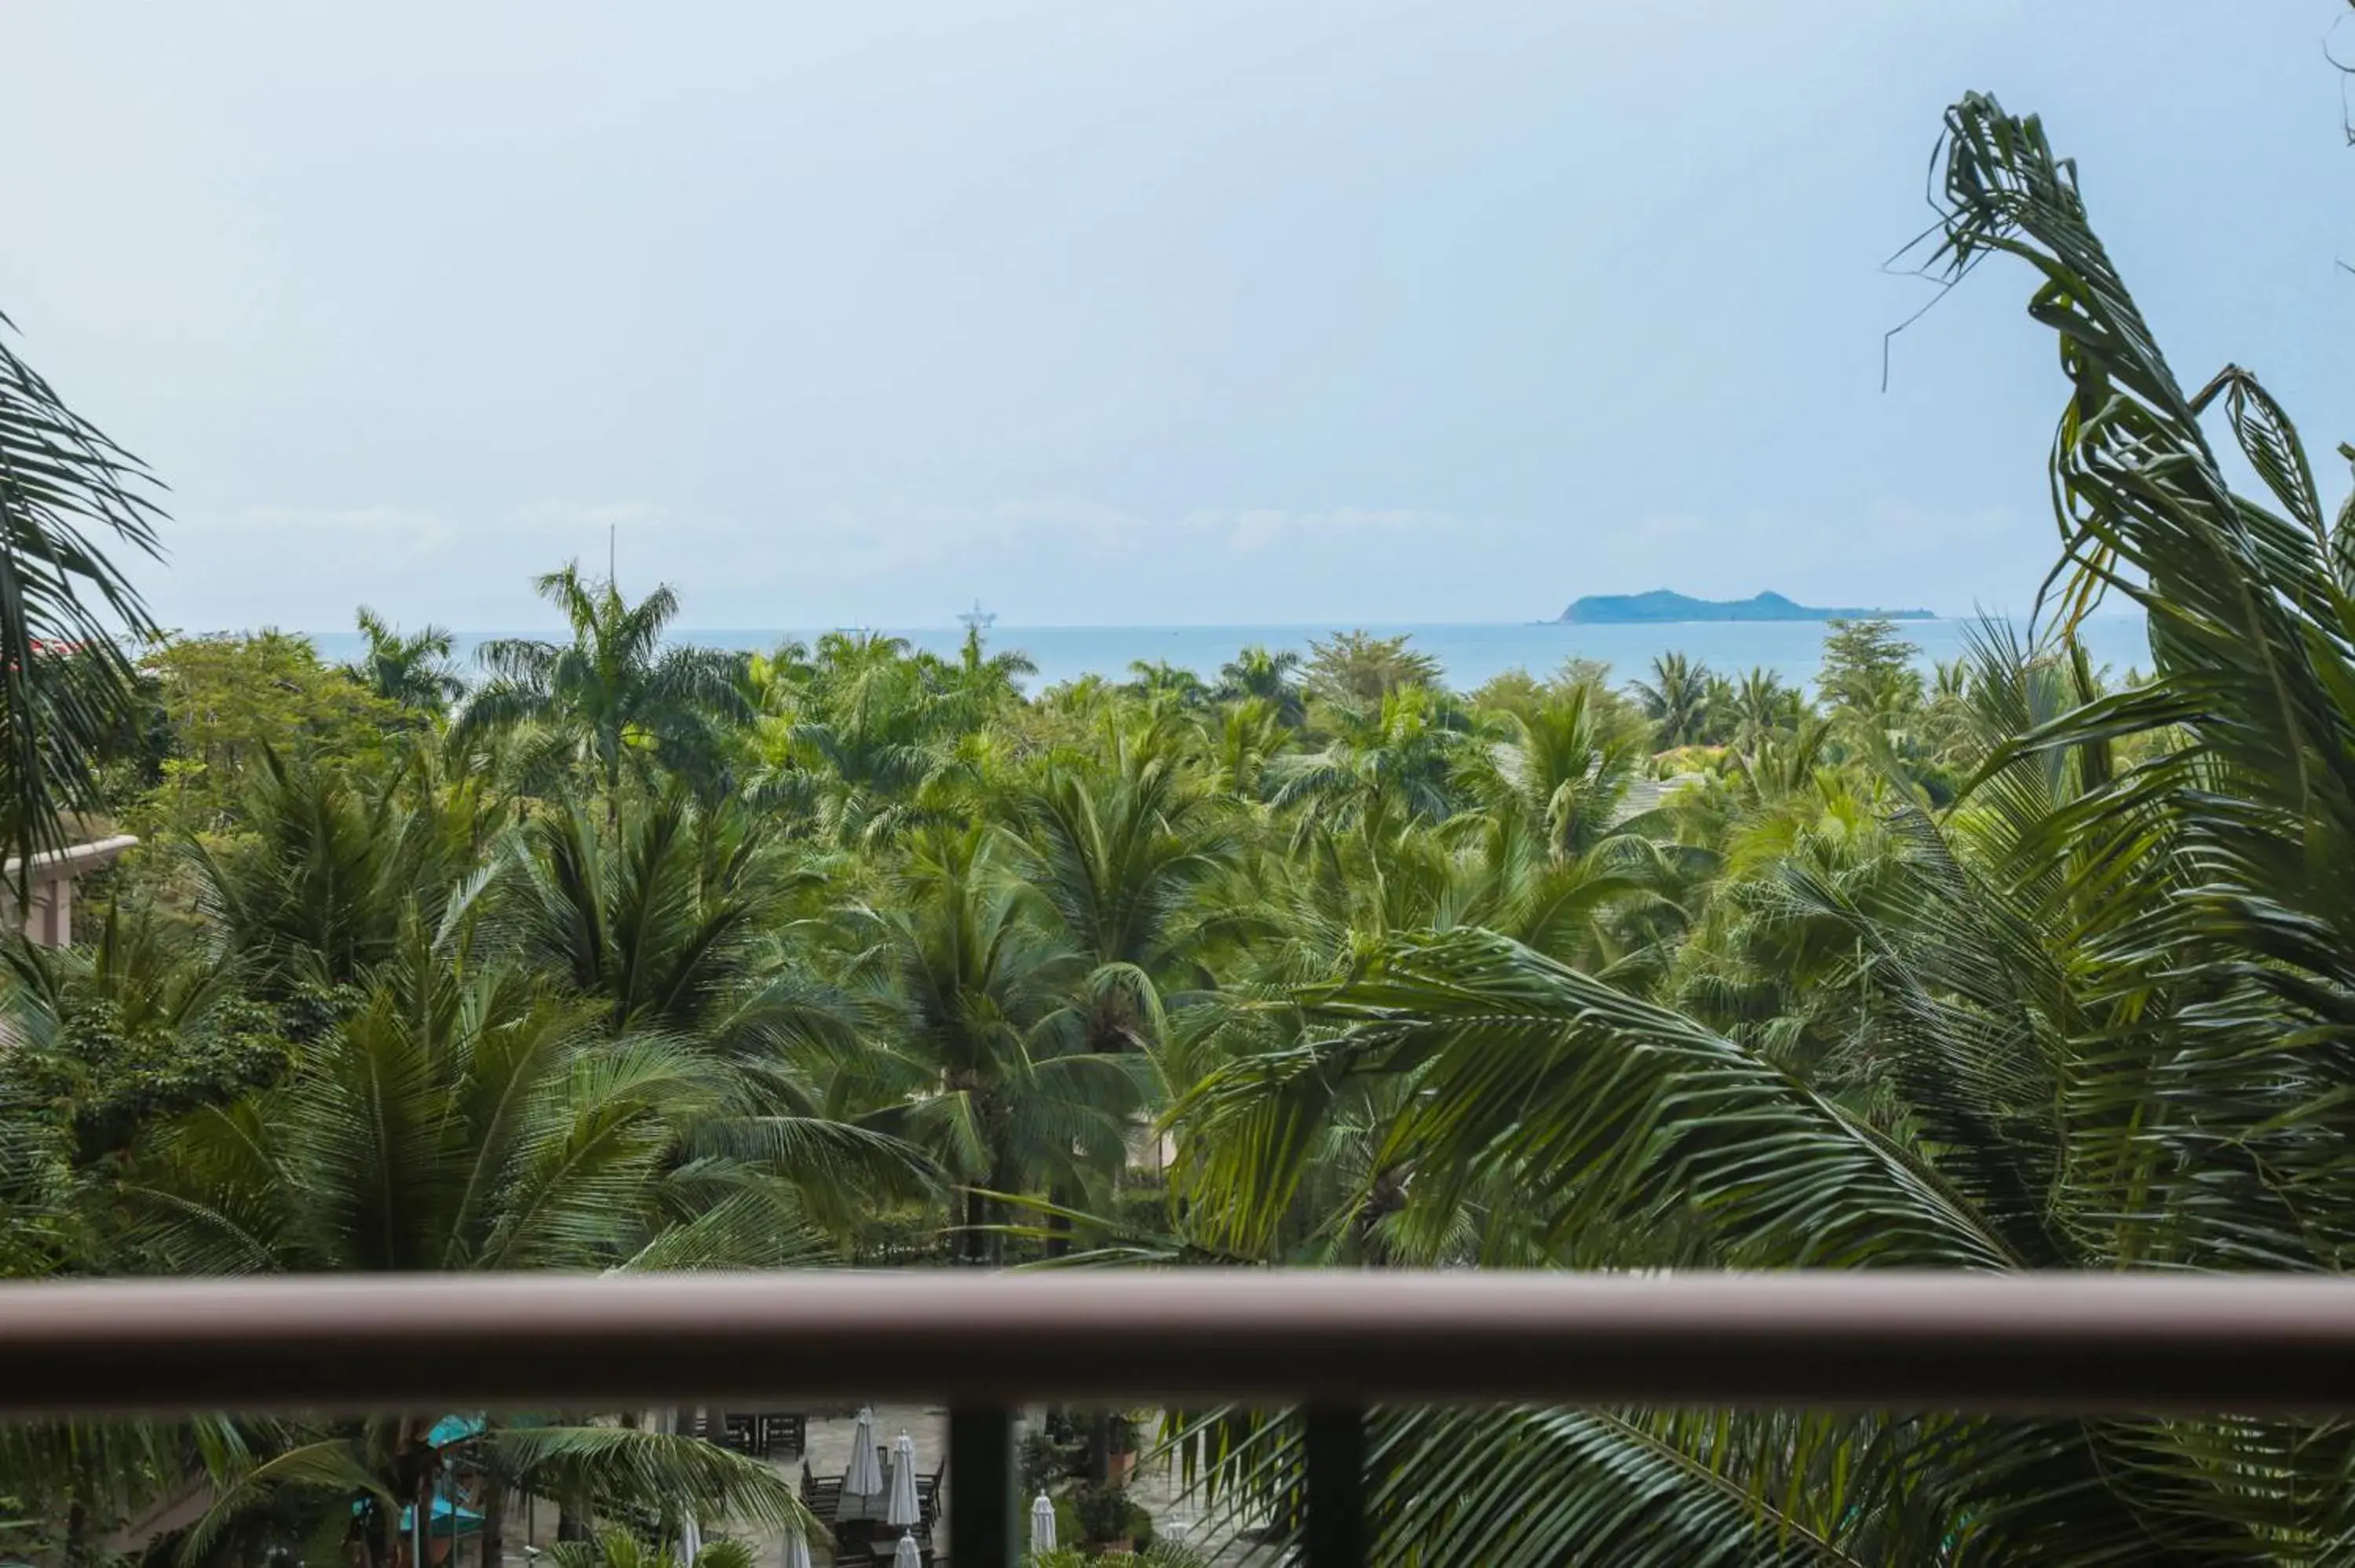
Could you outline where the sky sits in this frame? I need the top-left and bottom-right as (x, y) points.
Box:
(5, 2), (2354, 633)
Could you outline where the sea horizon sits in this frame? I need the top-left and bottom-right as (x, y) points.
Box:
(291, 614), (2152, 695)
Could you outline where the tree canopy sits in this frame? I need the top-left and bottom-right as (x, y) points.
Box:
(12, 59), (2355, 1568)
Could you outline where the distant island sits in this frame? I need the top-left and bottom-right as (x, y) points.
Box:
(1558, 589), (1935, 625)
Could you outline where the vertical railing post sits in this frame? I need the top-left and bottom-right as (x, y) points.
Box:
(1304, 1404), (1365, 1568)
(949, 1405), (1017, 1568)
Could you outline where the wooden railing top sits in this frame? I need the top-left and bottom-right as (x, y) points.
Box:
(2, 1270), (2353, 1416)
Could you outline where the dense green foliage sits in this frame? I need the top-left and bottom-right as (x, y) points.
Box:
(0, 312), (162, 876)
(7, 73), (2355, 1568)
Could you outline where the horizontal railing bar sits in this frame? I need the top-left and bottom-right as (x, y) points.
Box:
(2, 1271), (2354, 1416)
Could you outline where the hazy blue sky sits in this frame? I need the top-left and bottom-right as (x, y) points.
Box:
(6, 2), (2353, 633)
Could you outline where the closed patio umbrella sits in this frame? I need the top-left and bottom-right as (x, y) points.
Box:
(845, 1407), (885, 1500)
(891, 1533), (921, 1567)
(1030, 1491), (1057, 1555)
(885, 1430), (921, 1529)
(677, 1514), (701, 1566)
(780, 1519), (813, 1568)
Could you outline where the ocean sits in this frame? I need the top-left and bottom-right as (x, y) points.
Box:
(303, 616), (2153, 696)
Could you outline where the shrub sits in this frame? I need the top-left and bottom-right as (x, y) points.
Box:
(1072, 1482), (1135, 1545)
(1020, 1429), (1079, 1497)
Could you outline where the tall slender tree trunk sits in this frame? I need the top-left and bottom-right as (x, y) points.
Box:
(708, 1402), (732, 1460)
(960, 1185), (990, 1265)
(1087, 1415), (1112, 1485)
(1045, 1190), (1072, 1260)
(477, 1471), (504, 1568)
(605, 746), (621, 837)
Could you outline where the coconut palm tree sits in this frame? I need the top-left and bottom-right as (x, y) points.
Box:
(1218, 645), (1307, 725)
(1269, 687), (1475, 837)
(1156, 89), (2355, 1563)
(1209, 696), (1291, 800)
(1727, 667), (1800, 752)
(117, 926), (820, 1563)
(1124, 659), (1212, 713)
(188, 746), (493, 993)
(1698, 669), (1739, 743)
(847, 825), (1144, 1264)
(345, 607), (464, 715)
(0, 313), (170, 887)
(933, 625), (1038, 724)
(124, 924), (838, 1271)
(1629, 651), (1712, 749)
(747, 631), (970, 846)
(1445, 685), (1681, 975)
(1006, 720), (1232, 1129)
(488, 787), (936, 1227)
(498, 789), (810, 1037)
(1462, 684), (1641, 864)
(462, 565), (750, 824)
(1011, 722), (1232, 986)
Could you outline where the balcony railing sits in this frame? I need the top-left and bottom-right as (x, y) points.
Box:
(5, 1271), (2355, 1564)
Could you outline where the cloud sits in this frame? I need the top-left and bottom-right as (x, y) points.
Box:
(146, 501), (676, 631)
(746, 498), (1158, 578)
(137, 490), (2049, 631)
(212, 505), (439, 531)
(513, 501), (673, 534)
(570, 498), (1499, 623)
(173, 505), (455, 576)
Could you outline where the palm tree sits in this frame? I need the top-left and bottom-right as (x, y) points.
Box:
(1727, 666), (1799, 752)
(1010, 720), (1236, 1110)
(934, 625), (1037, 724)
(1698, 669), (1738, 743)
(848, 825), (1143, 1264)
(1921, 655), (1981, 770)
(1218, 645), (1306, 726)
(1628, 651), (1712, 749)
(1209, 696), (1291, 800)
(1464, 684), (1642, 864)
(498, 789), (808, 1037)
(345, 607), (463, 714)
(462, 565), (750, 824)
(118, 930), (819, 1563)
(0, 311), (166, 876)
(553, 1526), (756, 1568)
(1717, 714), (1835, 809)
(747, 630), (974, 846)
(1124, 659), (1212, 712)
(1157, 88), (2355, 1563)
(489, 788), (935, 1231)
(1002, 723), (1231, 1346)
(1446, 686), (1676, 975)
(1269, 687), (1474, 837)
(188, 746), (491, 993)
